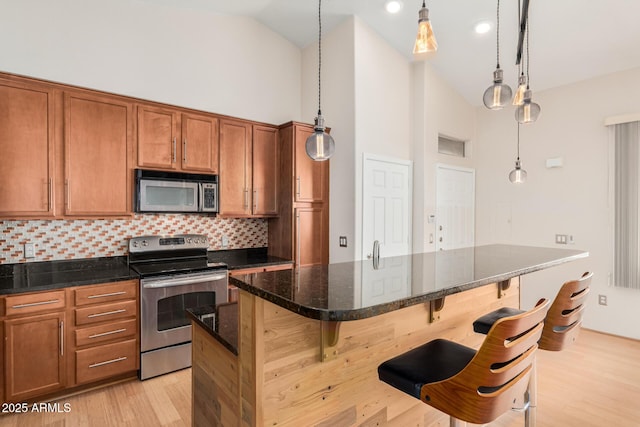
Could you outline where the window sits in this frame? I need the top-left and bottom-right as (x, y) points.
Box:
(438, 135), (467, 158)
(611, 121), (640, 289)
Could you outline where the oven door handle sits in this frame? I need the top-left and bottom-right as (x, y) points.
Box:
(142, 272), (228, 289)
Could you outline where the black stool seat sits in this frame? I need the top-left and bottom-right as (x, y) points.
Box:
(473, 307), (524, 334)
(377, 338), (476, 399)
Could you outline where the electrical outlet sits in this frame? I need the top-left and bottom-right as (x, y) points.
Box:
(24, 243), (35, 258)
(221, 235), (229, 248)
(555, 234), (567, 244)
(598, 294), (607, 306)
(339, 236), (347, 247)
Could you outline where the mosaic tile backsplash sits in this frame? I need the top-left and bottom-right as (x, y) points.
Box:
(0, 214), (268, 264)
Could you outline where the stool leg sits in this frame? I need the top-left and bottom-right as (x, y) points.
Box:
(449, 417), (467, 427)
(525, 357), (538, 427)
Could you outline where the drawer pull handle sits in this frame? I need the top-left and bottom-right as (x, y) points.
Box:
(88, 328), (127, 339)
(89, 356), (127, 368)
(60, 320), (64, 357)
(88, 309), (126, 318)
(87, 291), (126, 299)
(11, 299), (60, 309)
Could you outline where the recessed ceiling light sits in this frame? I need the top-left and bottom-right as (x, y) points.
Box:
(385, 0), (403, 14)
(474, 21), (492, 35)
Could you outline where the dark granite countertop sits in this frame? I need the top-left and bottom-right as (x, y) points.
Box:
(229, 244), (588, 322)
(0, 247), (292, 296)
(208, 247), (292, 270)
(0, 256), (138, 295)
(187, 303), (239, 354)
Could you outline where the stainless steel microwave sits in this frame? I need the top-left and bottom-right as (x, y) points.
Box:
(135, 169), (218, 213)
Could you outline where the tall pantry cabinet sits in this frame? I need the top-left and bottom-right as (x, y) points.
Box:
(269, 122), (329, 267)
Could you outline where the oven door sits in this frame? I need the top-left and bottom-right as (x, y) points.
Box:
(140, 270), (228, 352)
(137, 178), (199, 212)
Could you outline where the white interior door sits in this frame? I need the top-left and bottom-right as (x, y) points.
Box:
(362, 154), (413, 260)
(436, 164), (475, 251)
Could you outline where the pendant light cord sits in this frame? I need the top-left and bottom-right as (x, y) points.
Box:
(496, 0), (501, 68)
(517, 123), (521, 160)
(317, 0), (322, 116)
(526, 16), (530, 89)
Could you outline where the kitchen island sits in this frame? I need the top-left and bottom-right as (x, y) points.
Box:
(189, 245), (587, 426)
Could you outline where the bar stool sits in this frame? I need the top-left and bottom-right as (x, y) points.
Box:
(378, 298), (550, 426)
(472, 271), (592, 426)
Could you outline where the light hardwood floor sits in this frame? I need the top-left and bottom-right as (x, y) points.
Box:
(2, 329), (640, 426)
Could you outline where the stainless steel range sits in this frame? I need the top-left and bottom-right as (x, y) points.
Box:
(128, 234), (228, 380)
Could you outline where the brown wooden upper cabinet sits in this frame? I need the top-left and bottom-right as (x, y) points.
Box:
(219, 120), (278, 217)
(0, 79), (56, 217)
(294, 125), (325, 203)
(64, 92), (132, 216)
(137, 105), (219, 174)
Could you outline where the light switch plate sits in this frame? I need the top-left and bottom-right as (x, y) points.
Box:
(24, 243), (35, 258)
(339, 236), (347, 247)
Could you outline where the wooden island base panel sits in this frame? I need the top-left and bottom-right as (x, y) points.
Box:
(190, 245), (588, 426)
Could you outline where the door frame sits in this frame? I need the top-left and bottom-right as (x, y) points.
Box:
(362, 153), (413, 260)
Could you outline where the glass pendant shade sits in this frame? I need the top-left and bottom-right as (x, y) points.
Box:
(483, 68), (512, 110)
(305, 114), (335, 161)
(509, 159), (527, 183)
(512, 74), (527, 105)
(515, 89), (541, 123)
(413, 3), (437, 57)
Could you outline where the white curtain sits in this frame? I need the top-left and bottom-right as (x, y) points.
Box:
(613, 121), (640, 289)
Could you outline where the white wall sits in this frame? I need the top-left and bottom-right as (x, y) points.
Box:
(301, 17), (356, 264)
(412, 62), (477, 253)
(302, 17), (413, 263)
(352, 17), (412, 261)
(475, 67), (640, 339)
(0, 0), (301, 124)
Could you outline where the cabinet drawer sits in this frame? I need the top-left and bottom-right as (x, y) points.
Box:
(74, 280), (137, 306)
(5, 290), (66, 316)
(75, 318), (137, 347)
(75, 300), (137, 326)
(75, 339), (137, 384)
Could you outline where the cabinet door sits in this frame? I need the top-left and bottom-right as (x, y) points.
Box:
(295, 207), (325, 267)
(64, 92), (132, 216)
(137, 105), (179, 170)
(219, 119), (252, 216)
(4, 312), (65, 401)
(294, 126), (325, 203)
(0, 80), (55, 217)
(252, 125), (278, 216)
(181, 113), (219, 173)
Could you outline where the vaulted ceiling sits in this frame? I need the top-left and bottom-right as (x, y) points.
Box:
(144, 0), (640, 106)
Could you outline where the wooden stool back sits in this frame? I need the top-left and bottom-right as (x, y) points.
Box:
(420, 298), (550, 424)
(539, 271), (592, 351)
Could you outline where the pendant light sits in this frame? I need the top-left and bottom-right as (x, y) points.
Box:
(413, 0), (437, 58)
(483, 0), (511, 110)
(305, 0), (335, 161)
(509, 123), (527, 184)
(515, 16), (541, 123)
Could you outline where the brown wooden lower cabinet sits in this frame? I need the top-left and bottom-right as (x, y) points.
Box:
(1, 279), (139, 404)
(4, 312), (66, 402)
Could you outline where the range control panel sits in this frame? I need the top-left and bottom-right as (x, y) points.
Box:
(129, 234), (209, 253)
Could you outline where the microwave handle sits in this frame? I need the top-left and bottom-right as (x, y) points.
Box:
(198, 182), (204, 211)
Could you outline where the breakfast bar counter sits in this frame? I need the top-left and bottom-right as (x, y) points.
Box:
(190, 244), (587, 426)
